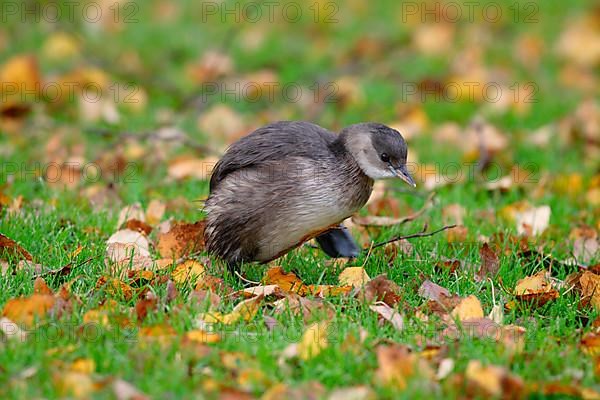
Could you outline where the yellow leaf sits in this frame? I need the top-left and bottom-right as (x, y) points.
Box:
(298, 321), (329, 360)
(465, 360), (503, 396)
(43, 32), (80, 60)
(69, 358), (95, 374)
(172, 260), (205, 284)
(339, 267), (370, 288)
(184, 330), (221, 344)
(451, 295), (484, 321)
(2, 294), (55, 327)
(200, 295), (263, 325)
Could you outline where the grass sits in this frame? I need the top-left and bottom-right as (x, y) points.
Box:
(1, 0), (599, 398)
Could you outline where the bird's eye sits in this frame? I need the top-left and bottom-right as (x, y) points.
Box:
(380, 153), (390, 162)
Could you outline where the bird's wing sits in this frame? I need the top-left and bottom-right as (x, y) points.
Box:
(209, 121), (337, 190)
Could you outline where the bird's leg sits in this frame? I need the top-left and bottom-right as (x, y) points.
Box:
(315, 224), (360, 258)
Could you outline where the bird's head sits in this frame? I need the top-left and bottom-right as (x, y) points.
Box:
(340, 122), (415, 187)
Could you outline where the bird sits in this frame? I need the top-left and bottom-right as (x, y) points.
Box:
(204, 121), (415, 268)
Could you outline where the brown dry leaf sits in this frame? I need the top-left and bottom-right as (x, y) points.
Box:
(262, 382), (326, 400)
(171, 259), (205, 284)
(96, 276), (134, 301)
(117, 203), (145, 229)
(375, 344), (432, 389)
(450, 295), (484, 322)
(200, 295), (264, 325)
(475, 243), (500, 282)
(502, 202), (551, 236)
(106, 229), (151, 263)
(124, 219), (153, 236)
(54, 371), (95, 398)
(183, 329), (221, 344)
(580, 271), (600, 310)
(511, 270), (559, 308)
(581, 332), (600, 356)
(418, 280), (462, 310)
(156, 221), (205, 259)
(135, 293), (158, 322)
(556, 14), (600, 67)
(197, 104), (246, 142)
(465, 360), (524, 397)
(33, 277), (53, 295)
(328, 386), (376, 400)
(138, 324), (177, 346)
(145, 200), (166, 226)
(446, 225), (468, 243)
(273, 293), (335, 322)
(305, 284), (352, 297)
(2, 293), (56, 327)
(357, 274), (402, 306)
(442, 204), (466, 225)
(297, 320), (330, 360)
(262, 266), (309, 295)
(167, 156), (219, 181)
(369, 302), (404, 331)
(111, 378), (150, 400)
(413, 23), (455, 56)
(185, 50), (233, 83)
(0, 54), (40, 113)
(0, 233), (33, 263)
(339, 267), (370, 288)
(240, 284), (284, 298)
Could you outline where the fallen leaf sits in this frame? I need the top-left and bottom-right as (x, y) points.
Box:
(358, 274), (402, 306)
(450, 295), (484, 321)
(263, 266), (309, 295)
(105, 229), (151, 264)
(465, 360), (524, 397)
(327, 386), (376, 400)
(273, 293), (335, 322)
(111, 378), (150, 400)
(475, 243), (500, 282)
(369, 302), (404, 331)
(0, 317), (27, 342)
(298, 321), (330, 360)
(240, 284), (284, 298)
(2, 293), (56, 327)
(512, 270), (559, 307)
(156, 221), (205, 259)
(199, 295), (263, 325)
(418, 280), (462, 310)
(339, 267), (370, 288)
(375, 344), (430, 389)
(0, 233), (33, 263)
(167, 156), (219, 181)
(145, 199), (166, 225)
(96, 276), (134, 301)
(171, 259), (205, 284)
(116, 203), (146, 229)
(184, 329), (221, 344)
(580, 271), (600, 310)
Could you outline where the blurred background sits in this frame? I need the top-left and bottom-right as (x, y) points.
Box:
(0, 0), (598, 209)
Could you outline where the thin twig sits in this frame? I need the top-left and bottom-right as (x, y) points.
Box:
(366, 224), (457, 251)
(234, 271), (260, 286)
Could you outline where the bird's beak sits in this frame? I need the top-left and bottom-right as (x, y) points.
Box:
(389, 164), (416, 187)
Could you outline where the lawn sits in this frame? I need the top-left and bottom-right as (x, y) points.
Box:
(1, 0), (599, 398)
